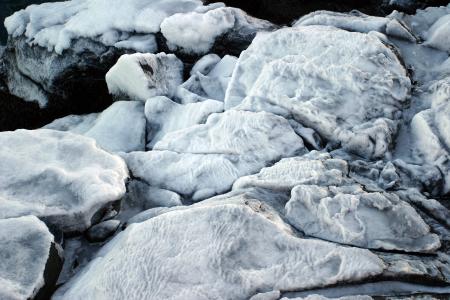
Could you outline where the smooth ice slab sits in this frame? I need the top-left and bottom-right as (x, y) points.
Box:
(54, 202), (384, 300)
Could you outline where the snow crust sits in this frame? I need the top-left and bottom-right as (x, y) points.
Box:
(124, 110), (304, 200)
(0, 216), (54, 300)
(225, 26), (411, 159)
(161, 7), (275, 54)
(106, 53), (183, 102)
(54, 202), (384, 300)
(44, 101), (146, 153)
(0, 129), (128, 233)
(4, 0), (211, 54)
(145, 96), (223, 148)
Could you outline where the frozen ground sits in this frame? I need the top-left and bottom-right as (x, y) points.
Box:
(1, 0), (450, 299)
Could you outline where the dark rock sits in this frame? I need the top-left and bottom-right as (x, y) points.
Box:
(86, 220), (121, 243)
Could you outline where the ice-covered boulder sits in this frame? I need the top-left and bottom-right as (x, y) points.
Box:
(411, 77), (450, 194)
(145, 96), (223, 148)
(54, 202), (384, 300)
(225, 26), (411, 159)
(44, 101), (146, 153)
(0, 129), (128, 233)
(106, 53), (184, 102)
(286, 185), (440, 253)
(0, 216), (63, 300)
(281, 296), (373, 300)
(293, 10), (416, 41)
(161, 6), (276, 55)
(176, 55), (238, 103)
(123, 110), (304, 200)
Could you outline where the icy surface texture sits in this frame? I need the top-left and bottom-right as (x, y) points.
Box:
(145, 96), (223, 148)
(54, 202), (384, 300)
(4, 0), (208, 54)
(124, 110), (304, 201)
(0, 129), (128, 233)
(0, 216), (55, 300)
(44, 101), (146, 153)
(106, 53), (183, 102)
(225, 26), (411, 159)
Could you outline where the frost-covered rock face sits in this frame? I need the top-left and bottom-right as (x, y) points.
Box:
(106, 53), (184, 102)
(54, 202), (384, 300)
(145, 96), (223, 148)
(44, 101), (146, 153)
(176, 54), (237, 103)
(124, 110), (304, 200)
(226, 26), (411, 159)
(0, 216), (62, 300)
(411, 77), (450, 193)
(0, 129), (128, 233)
(286, 185), (440, 253)
(161, 7), (276, 55)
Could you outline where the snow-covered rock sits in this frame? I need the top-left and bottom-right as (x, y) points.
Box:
(294, 10), (416, 42)
(145, 96), (223, 148)
(411, 77), (450, 194)
(161, 7), (276, 55)
(44, 101), (146, 153)
(0, 129), (128, 233)
(54, 202), (384, 300)
(176, 55), (237, 103)
(4, 0), (209, 54)
(286, 184), (440, 253)
(124, 110), (304, 200)
(225, 26), (411, 159)
(106, 53), (183, 102)
(282, 296), (373, 300)
(0, 216), (62, 300)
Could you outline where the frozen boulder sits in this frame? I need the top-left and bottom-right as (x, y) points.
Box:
(294, 10), (416, 41)
(124, 110), (304, 200)
(145, 96), (223, 148)
(281, 296), (373, 300)
(286, 184), (440, 253)
(226, 26), (411, 159)
(106, 53), (184, 102)
(54, 202), (384, 300)
(411, 77), (450, 194)
(176, 55), (238, 103)
(161, 7), (276, 55)
(44, 101), (146, 153)
(0, 129), (128, 233)
(0, 216), (63, 300)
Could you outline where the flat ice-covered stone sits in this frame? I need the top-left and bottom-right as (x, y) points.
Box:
(145, 96), (223, 148)
(44, 101), (146, 153)
(161, 7), (275, 55)
(4, 0), (211, 54)
(106, 53), (183, 102)
(124, 110), (304, 200)
(0, 216), (60, 300)
(225, 26), (411, 159)
(233, 151), (349, 191)
(176, 55), (238, 103)
(0, 129), (128, 233)
(294, 10), (415, 41)
(54, 202), (384, 300)
(286, 185), (440, 253)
